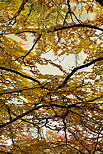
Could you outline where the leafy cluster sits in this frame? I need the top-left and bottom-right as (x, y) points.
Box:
(0, 0), (103, 153)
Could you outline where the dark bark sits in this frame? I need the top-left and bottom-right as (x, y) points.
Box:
(96, 0), (103, 6)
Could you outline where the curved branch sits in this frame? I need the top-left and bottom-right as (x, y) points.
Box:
(58, 57), (103, 88)
(53, 24), (103, 32)
(17, 30), (36, 34)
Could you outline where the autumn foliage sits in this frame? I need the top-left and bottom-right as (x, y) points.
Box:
(0, 0), (103, 153)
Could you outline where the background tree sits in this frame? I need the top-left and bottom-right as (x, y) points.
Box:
(0, 0), (103, 153)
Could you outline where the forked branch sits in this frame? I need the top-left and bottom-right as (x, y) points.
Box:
(58, 57), (103, 88)
(0, 103), (79, 129)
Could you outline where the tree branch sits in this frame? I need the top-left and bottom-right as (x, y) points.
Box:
(16, 24), (103, 35)
(58, 57), (103, 88)
(53, 24), (103, 32)
(0, 87), (38, 95)
(0, 66), (41, 85)
(9, 0), (29, 25)
(22, 34), (41, 59)
(0, 103), (79, 129)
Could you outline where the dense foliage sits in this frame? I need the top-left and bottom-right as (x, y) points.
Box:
(0, 0), (103, 153)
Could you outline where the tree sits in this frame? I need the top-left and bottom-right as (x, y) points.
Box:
(0, 0), (103, 153)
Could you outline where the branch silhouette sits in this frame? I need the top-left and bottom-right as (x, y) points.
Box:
(0, 103), (79, 129)
(0, 66), (41, 85)
(16, 24), (103, 35)
(9, 0), (29, 24)
(58, 57), (103, 88)
(53, 24), (103, 32)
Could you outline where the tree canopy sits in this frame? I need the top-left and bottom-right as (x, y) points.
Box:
(0, 0), (103, 153)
